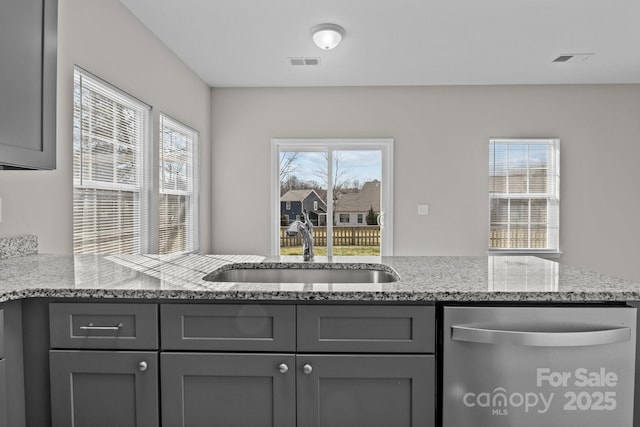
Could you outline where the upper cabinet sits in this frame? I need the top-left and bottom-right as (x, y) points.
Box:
(0, 0), (57, 170)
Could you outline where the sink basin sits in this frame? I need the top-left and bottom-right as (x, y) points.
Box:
(204, 264), (399, 284)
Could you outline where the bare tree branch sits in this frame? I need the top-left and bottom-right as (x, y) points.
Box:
(279, 152), (300, 181)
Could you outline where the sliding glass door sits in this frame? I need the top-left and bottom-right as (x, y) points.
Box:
(272, 139), (393, 257)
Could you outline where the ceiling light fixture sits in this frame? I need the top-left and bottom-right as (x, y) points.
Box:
(311, 23), (345, 50)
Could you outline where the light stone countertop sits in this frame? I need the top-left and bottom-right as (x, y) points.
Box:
(0, 253), (639, 303)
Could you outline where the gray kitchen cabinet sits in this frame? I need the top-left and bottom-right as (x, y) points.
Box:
(0, 0), (57, 170)
(45, 301), (435, 426)
(49, 302), (158, 350)
(161, 352), (296, 427)
(161, 303), (295, 351)
(49, 350), (159, 427)
(297, 305), (435, 353)
(0, 302), (26, 427)
(296, 354), (435, 427)
(0, 359), (6, 427)
(0, 308), (5, 427)
(48, 303), (160, 427)
(159, 303), (436, 427)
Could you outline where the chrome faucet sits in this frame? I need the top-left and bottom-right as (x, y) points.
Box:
(286, 209), (314, 261)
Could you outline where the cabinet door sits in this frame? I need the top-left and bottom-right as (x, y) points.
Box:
(0, 359), (6, 427)
(297, 355), (435, 427)
(161, 353), (295, 427)
(49, 351), (158, 427)
(0, 0), (57, 169)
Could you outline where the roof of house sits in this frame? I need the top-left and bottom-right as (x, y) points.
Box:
(281, 189), (326, 205)
(281, 189), (313, 202)
(334, 180), (381, 213)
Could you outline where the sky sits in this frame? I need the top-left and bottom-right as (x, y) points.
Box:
(282, 150), (382, 186)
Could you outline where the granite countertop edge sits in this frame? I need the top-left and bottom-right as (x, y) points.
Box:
(0, 253), (639, 303)
(2, 288), (638, 304)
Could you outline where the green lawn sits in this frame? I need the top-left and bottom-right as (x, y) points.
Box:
(280, 246), (380, 256)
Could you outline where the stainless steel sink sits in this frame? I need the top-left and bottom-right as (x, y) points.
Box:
(204, 264), (399, 284)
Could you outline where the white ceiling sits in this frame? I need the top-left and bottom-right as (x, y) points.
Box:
(120, 0), (640, 88)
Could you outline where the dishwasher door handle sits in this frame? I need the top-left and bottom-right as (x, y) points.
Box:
(451, 325), (631, 347)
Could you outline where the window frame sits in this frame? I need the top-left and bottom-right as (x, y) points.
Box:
(72, 66), (151, 254)
(73, 67), (201, 256)
(488, 137), (560, 257)
(271, 138), (394, 257)
(158, 113), (199, 254)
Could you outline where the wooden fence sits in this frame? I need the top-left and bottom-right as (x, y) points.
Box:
(489, 228), (547, 249)
(281, 226), (380, 247)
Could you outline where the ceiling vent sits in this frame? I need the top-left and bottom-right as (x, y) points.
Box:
(289, 57), (320, 66)
(553, 53), (594, 63)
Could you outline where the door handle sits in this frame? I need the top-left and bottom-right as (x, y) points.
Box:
(451, 325), (631, 347)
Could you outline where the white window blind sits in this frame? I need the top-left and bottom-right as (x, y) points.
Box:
(489, 138), (560, 253)
(73, 68), (149, 254)
(159, 114), (198, 254)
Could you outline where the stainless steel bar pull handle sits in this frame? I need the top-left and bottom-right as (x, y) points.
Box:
(79, 323), (123, 331)
(451, 325), (631, 347)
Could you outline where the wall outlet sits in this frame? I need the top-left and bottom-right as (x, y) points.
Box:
(418, 204), (429, 215)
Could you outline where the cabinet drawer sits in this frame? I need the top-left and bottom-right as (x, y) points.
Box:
(50, 303), (158, 350)
(161, 304), (296, 351)
(0, 309), (4, 359)
(297, 305), (435, 353)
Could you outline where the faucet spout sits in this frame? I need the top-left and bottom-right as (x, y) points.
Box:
(286, 209), (314, 261)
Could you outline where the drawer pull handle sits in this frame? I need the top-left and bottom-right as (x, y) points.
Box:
(79, 323), (123, 331)
(278, 363), (289, 374)
(138, 361), (148, 372)
(303, 364), (313, 375)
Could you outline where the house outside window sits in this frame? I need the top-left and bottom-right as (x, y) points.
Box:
(489, 138), (560, 255)
(73, 68), (150, 254)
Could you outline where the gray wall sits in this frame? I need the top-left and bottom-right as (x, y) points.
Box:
(211, 85), (640, 282)
(0, 0), (212, 253)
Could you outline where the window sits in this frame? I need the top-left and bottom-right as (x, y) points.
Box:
(285, 201), (291, 210)
(313, 200), (318, 211)
(489, 138), (560, 254)
(272, 139), (394, 257)
(73, 68), (150, 254)
(159, 115), (198, 254)
(358, 214), (364, 224)
(73, 68), (199, 255)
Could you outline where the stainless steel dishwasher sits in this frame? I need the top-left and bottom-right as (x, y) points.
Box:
(443, 306), (636, 427)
